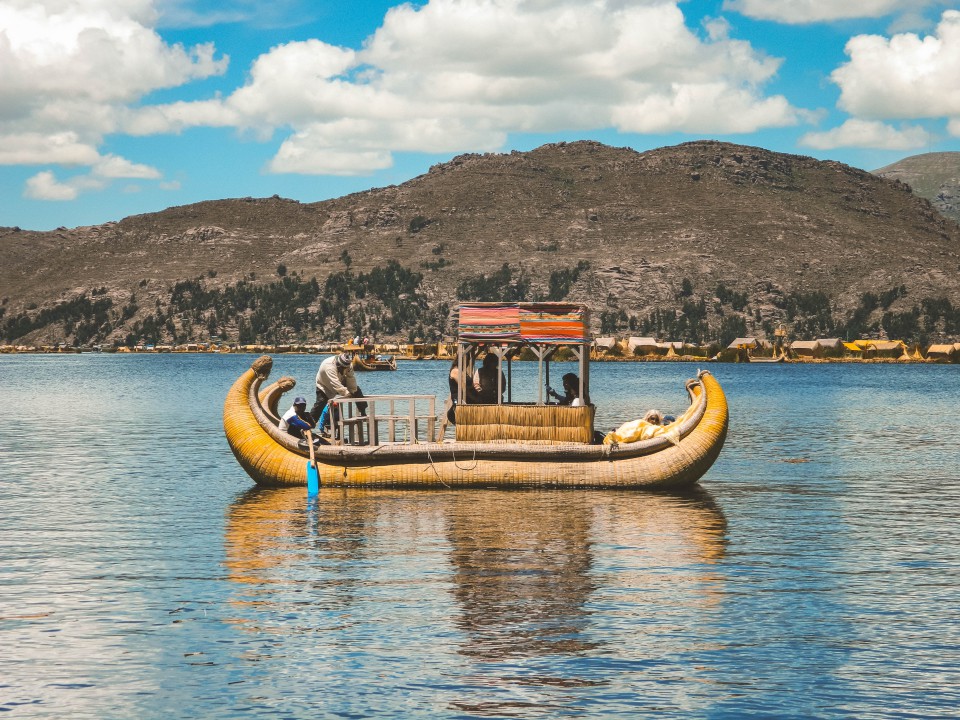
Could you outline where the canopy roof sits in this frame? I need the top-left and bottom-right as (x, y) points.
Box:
(458, 302), (590, 344)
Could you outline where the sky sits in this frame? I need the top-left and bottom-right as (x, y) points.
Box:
(1, 0), (959, 231)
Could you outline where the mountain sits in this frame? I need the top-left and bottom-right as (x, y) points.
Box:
(3, 140), (960, 347)
(874, 151), (960, 224)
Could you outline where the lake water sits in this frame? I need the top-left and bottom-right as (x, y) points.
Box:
(2, 354), (959, 718)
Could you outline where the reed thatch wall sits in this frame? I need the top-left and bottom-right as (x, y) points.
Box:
(455, 403), (594, 444)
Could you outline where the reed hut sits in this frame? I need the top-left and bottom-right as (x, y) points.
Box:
(659, 341), (685, 358)
(790, 340), (821, 359)
(843, 341), (863, 359)
(592, 336), (620, 358)
(926, 344), (956, 362)
(874, 340), (909, 359)
(815, 338), (844, 358)
(628, 336), (660, 356)
(727, 337), (759, 350)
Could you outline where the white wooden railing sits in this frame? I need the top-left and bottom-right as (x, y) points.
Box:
(329, 395), (438, 446)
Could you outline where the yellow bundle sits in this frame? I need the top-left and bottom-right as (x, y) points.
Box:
(603, 419), (667, 444)
(604, 398), (699, 445)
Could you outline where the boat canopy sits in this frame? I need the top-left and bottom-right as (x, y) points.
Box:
(456, 302), (591, 407)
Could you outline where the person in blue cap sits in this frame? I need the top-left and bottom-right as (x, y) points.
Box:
(279, 395), (316, 439)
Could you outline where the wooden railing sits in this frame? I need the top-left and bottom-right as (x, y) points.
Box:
(329, 395), (438, 446)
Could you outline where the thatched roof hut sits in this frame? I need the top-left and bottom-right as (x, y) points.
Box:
(790, 340), (821, 358)
(926, 344), (956, 360)
(727, 337), (758, 350)
(628, 336), (660, 355)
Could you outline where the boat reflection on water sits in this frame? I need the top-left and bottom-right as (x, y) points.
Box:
(445, 489), (727, 664)
(224, 487), (727, 706)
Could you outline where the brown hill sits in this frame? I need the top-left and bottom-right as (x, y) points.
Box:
(874, 151), (960, 224)
(3, 140), (960, 346)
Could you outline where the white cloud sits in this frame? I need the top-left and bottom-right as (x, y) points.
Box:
(146, 0), (798, 174)
(0, 0), (227, 166)
(155, 0), (309, 30)
(831, 10), (960, 120)
(949, 118), (960, 136)
(93, 154), (162, 179)
(799, 119), (932, 149)
(3, 0), (805, 182)
(24, 171), (78, 200)
(270, 138), (394, 175)
(226, 39), (360, 127)
(122, 100), (240, 135)
(20, 151), (162, 201)
(0, 132), (100, 165)
(722, 0), (932, 24)
(269, 117), (506, 174)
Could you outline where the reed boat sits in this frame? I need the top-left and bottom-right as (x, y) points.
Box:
(353, 353), (397, 371)
(223, 302), (728, 490)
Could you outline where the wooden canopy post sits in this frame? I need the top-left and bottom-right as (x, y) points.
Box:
(576, 343), (590, 405)
(530, 344), (559, 405)
(457, 341), (478, 406)
(502, 343), (523, 404)
(491, 344), (504, 405)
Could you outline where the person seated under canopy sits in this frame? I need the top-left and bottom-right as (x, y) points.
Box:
(471, 352), (505, 404)
(547, 372), (584, 406)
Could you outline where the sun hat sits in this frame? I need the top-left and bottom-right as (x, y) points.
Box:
(293, 396), (307, 405)
(336, 352), (352, 368)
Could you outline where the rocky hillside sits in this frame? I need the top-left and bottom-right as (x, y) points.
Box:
(874, 151), (960, 224)
(3, 140), (960, 347)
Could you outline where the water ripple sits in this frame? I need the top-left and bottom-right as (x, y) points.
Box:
(2, 357), (960, 718)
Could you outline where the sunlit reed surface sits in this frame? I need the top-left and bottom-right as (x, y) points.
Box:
(2, 355), (959, 718)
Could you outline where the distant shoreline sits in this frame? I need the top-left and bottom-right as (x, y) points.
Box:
(0, 348), (955, 364)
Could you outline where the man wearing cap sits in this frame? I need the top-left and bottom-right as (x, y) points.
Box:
(312, 352), (366, 434)
(279, 396), (316, 439)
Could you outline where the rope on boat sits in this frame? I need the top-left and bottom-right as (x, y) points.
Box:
(602, 440), (616, 459)
(423, 445), (452, 488)
(451, 445), (478, 472)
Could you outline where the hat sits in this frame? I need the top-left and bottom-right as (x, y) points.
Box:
(336, 352), (352, 368)
(293, 396), (307, 405)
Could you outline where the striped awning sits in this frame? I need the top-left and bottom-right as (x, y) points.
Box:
(458, 302), (589, 344)
(458, 303), (521, 341)
(519, 303), (589, 343)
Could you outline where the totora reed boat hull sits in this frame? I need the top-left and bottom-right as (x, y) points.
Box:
(224, 356), (728, 490)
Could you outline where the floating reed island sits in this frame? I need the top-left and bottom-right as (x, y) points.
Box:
(5, 336), (959, 363)
(223, 302), (729, 490)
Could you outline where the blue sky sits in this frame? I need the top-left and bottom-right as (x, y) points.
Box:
(2, 0), (958, 231)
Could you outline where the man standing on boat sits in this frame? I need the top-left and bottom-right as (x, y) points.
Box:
(312, 352), (366, 434)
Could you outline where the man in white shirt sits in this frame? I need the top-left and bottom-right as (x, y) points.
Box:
(311, 353), (365, 434)
(279, 396), (315, 439)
